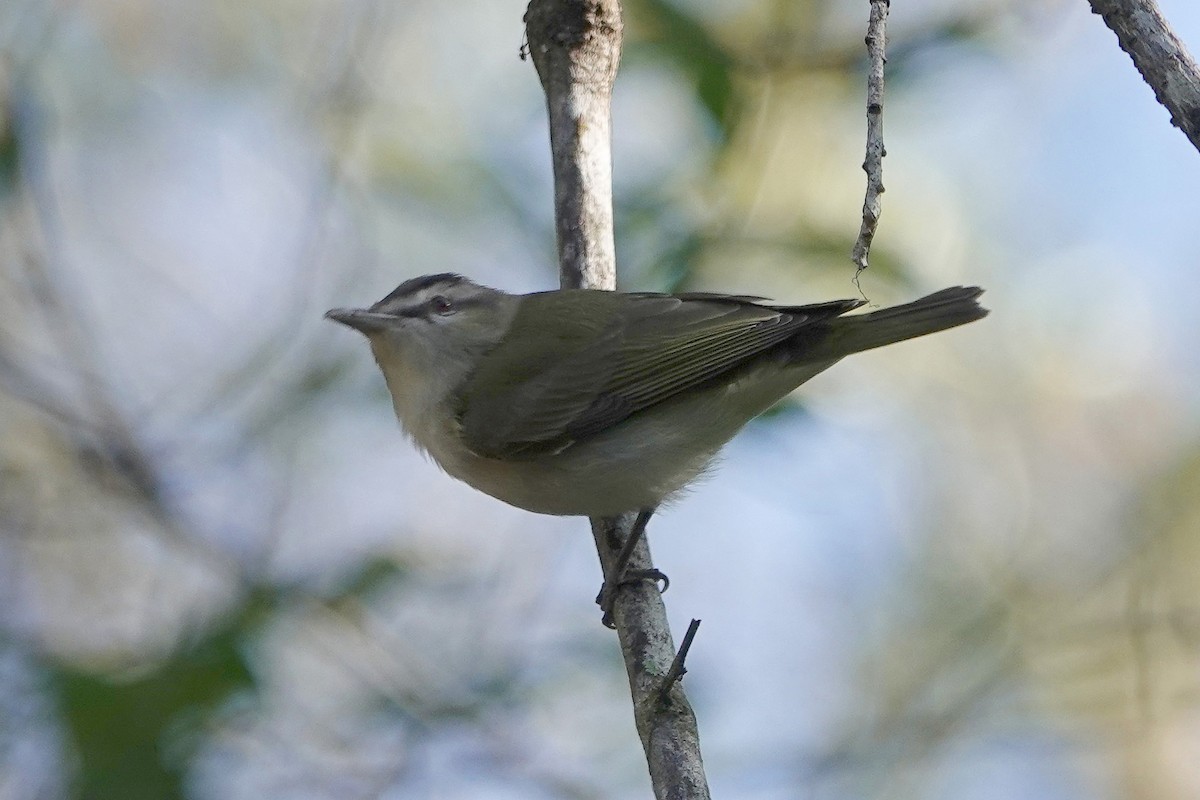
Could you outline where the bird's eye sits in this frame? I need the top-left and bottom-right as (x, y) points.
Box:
(430, 295), (454, 316)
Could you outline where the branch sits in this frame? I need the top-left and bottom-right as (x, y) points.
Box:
(524, 0), (621, 291)
(851, 0), (890, 275)
(1089, 0), (1200, 155)
(523, 1), (711, 797)
(589, 518), (709, 799)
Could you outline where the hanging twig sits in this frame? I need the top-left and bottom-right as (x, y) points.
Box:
(850, 0), (891, 277)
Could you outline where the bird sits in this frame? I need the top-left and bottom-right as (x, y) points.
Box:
(327, 273), (987, 622)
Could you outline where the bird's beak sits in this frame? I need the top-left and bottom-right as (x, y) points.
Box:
(324, 308), (398, 334)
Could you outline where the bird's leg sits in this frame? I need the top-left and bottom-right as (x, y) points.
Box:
(596, 508), (669, 628)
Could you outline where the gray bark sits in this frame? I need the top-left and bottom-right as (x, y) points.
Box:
(524, 0), (621, 291)
(1089, 0), (1200, 154)
(850, 0), (889, 273)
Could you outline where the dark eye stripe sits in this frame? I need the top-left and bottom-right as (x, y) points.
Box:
(377, 273), (466, 306)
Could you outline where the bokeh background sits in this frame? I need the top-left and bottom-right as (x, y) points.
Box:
(3, 0), (1200, 798)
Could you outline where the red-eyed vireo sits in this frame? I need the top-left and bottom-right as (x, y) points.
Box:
(326, 274), (986, 518)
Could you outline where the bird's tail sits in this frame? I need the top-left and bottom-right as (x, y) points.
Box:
(802, 286), (988, 360)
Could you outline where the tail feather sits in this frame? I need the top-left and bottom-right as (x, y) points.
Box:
(803, 286), (987, 360)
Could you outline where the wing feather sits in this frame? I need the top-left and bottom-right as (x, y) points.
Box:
(458, 290), (855, 459)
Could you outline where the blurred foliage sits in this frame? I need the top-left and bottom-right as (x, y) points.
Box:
(627, 0), (738, 138)
(1, 0), (1200, 798)
(51, 622), (253, 800)
(0, 104), (17, 196)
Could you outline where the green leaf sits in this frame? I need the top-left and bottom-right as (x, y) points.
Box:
(628, 0), (737, 139)
(52, 621), (254, 800)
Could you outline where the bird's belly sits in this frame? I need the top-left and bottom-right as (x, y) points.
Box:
(427, 396), (747, 517)
(435, 430), (714, 516)
(420, 358), (836, 517)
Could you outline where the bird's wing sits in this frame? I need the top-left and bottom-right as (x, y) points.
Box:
(457, 291), (862, 460)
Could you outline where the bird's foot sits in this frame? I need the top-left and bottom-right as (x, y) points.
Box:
(596, 568), (670, 628)
(593, 508), (663, 628)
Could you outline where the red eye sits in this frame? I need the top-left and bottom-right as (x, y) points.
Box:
(430, 295), (454, 315)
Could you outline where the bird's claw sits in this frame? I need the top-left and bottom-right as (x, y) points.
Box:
(596, 568), (670, 628)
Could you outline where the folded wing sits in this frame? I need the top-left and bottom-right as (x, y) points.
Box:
(458, 291), (862, 459)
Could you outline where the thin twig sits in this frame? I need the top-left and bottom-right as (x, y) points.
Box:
(1089, 0), (1200, 155)
(657, 619), (701, 707)
(850, 0), (890, 278)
